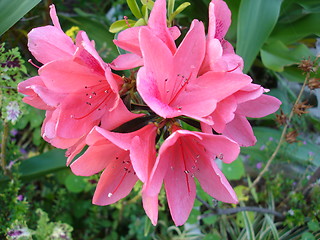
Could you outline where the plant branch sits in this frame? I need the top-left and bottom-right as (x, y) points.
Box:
(249, 72), (310, 190)
(199, 206), (284, 219)
(1, 122), (10, 176)
(196, 196), (284, 219)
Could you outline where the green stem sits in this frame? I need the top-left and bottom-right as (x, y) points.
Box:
(1, 121), (9, 176)
(249, 72), (310, 190)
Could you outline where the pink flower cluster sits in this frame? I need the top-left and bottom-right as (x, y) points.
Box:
(18, 0), (281, 226)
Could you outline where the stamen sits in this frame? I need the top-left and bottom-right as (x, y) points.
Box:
(28, 59), (40, 68)
(227, 63), (241, 73)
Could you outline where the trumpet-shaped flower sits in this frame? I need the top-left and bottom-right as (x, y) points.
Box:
(142, 129), (239, 226)
(70, 124), (157, 205)
(111, 0), (180, 70)
(137, 20), (251, 123)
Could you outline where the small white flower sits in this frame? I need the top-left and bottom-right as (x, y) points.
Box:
(6, 101), (21, 122)
(288, 209), (294, 216)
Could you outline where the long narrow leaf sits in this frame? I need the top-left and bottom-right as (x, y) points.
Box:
(0, 0), (41, 36)
(236, 0), (282, 73)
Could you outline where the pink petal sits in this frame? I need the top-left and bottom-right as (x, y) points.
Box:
(196, 159), (238, 203)
(142, 193), (159, 226)
(223, 114), (256, 147)
(49, 5), (62, 30)
(163, 144), (196, 226)
(110, 53), (143, 70)
(100, 99), (144, 131)
(18, 76), (57, 110)
(208, 95), (237, 133)
(39, 60), (104, 93)
(130, 125), (157, 183)
(208, 0), (231, 40)
(113, 26), (142, 55)
(55, 87), (118, 139)
(196, 133), (240, 164)
(65, 137), (86, 166)
(28, 26), (75, 64)
(194, 71), (252, 102)
(148, 0), (176, 53)
(168, 26), (181, 40)
(234, 84), (264, 104)
(93, 153), (138, 205)
(71, 141), (123, 176)
(236, 94), (281, 118)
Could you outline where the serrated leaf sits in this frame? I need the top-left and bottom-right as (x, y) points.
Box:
(169, 2), (191, 22)
(109, 19), (137, 33)
(127, 0), (142, 19)
(236, 0), (282, 73)
(0, 0), (41, 36)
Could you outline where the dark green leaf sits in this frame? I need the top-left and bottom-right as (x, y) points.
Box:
(269, 13), (320, 44)
(236, 0), (282, 73)
(127, 0), (142, 19)
(261, 41), (313, 72)
(0, 0), (41, 36)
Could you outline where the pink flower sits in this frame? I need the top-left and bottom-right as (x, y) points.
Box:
(142, 129), (239, 226)
(18, 5), (141, 164)
(202, 84), (281, 147)
(111, 0), (180, 70)
(28, 5), (76, 64)
(136, 20), (251, 124)
(198, 0), (281, 146)
(70, 124), (157, 205)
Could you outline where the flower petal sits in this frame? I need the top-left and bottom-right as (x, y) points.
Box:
(196, 160), (238, 203)
(236, 94), (281, 118)
(223, 114), (256, 147)
(28, 26), (75, 64)
(93, 153), (138, 205)
(110, 53), (143, 70)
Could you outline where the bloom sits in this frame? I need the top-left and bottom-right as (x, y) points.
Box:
(111, 0), (180, 70)
(137, 20), (251, 123)
(142, 129), (240, 226)
(70, 124), (157, 205)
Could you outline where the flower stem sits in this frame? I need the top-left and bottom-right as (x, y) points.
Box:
(249, 72), (310, 190)
(1, 121), (9, 176)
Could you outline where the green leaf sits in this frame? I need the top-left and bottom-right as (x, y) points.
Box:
(308, 220), (320, 232)
(236, 0), (282, 73)
(0, 0), (41, 36)
(261, 41), (313, 72)
(221, 157), (245, 180)
(269, 13), (320, 44)
(140, 0), (154, 10)
(65, 174), (86, 193)
(169, 2), (191, 22)
(134, 18), (147, 27)
(242, 211), (256, 240)
(127, 0), (142, 19)
(301, 232), (316, 240)
(109, 19), (136, 33)
(18, 149), (67, 180)
(168, 0), (175, 17)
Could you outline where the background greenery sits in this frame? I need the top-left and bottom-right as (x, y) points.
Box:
(0, 0), (319, 239)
